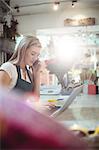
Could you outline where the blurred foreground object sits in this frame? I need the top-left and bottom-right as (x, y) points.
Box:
(0, 87), (87, 149)
(70, 124), (99, 149)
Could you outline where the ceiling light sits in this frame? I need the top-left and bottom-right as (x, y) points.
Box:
(53, 1), (60, 11)
(72, 3), (74, 8)
(72, 0), (77, 8)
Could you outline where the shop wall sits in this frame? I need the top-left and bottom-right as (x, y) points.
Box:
(15, 6), (99, 35)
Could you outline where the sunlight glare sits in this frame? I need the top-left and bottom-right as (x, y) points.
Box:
(55, 36), (81, 62)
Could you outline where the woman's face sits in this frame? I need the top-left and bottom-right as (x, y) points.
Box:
(25, 45), (41, 66)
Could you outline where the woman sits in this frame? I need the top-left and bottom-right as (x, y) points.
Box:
(0, 36), (42, 96)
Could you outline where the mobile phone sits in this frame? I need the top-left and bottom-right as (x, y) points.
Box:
(33, 59), (40, 66)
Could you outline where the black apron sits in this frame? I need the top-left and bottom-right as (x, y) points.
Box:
(14, 66), (34, 93)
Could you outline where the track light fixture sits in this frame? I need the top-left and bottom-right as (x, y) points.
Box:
(72, 0), (77, 8)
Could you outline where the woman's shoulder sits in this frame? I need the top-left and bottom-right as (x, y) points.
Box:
(0, 62), (15, 68)
(1, 61), (15, 67)
(0, 62), (17, 79)
(0, 62), (18, 89)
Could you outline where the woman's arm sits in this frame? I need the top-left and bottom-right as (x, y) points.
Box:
(33, 71), (40, 97)
(0, 71), (11, 87)
(32, 61), (42, 97)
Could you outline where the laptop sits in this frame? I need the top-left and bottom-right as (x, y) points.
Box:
(51, 85), (83, 118)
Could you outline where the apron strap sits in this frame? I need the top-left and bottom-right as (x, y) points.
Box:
(16, 66), (33, 83)
(25, 66), (33, 83)
(16, 66), (21, 79)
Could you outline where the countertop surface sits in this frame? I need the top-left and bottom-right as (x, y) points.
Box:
(40, 93), (99, 130)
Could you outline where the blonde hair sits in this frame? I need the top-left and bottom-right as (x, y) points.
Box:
(9, 36), (41, 65)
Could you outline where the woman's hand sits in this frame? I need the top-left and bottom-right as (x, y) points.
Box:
(33, 60), (42, 74)
(33, 60), (46, 75)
